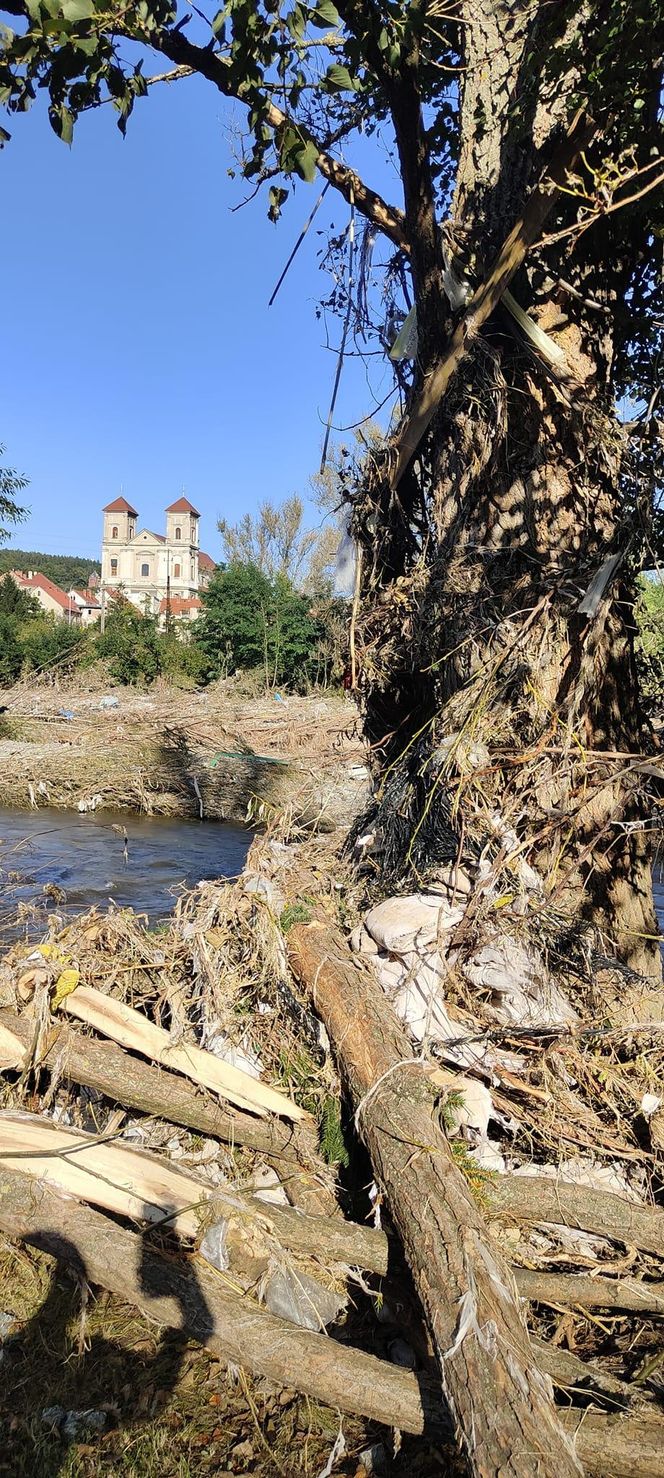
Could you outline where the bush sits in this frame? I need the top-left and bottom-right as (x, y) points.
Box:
(635, 576), (664, 713)
(94, 598), (162, 686)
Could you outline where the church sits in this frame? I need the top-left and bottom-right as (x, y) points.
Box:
(101, 496), (216, 622)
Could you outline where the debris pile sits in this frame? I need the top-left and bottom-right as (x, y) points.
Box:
(0, 828), (662, 1476)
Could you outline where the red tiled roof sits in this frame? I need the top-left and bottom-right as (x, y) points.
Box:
(72, 588), (101, 608)
(103, 496), (138, 515)
(198, 551), (216, 570)
(15, 571), (78, 615)
(165, 497), (200, 516)
(159, 596), (202, 615)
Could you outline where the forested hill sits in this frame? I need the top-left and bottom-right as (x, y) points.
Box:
(0, 549), (100, 588)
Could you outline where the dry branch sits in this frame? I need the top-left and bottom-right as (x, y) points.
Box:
(287, 918), (583, 1478)
(1, 1166), (662, 1476)
(488, 1176), (664, 1260)
(531, 1337), (643, 1409)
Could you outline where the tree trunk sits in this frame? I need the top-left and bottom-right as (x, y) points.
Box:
(288, 917), (584, 1478)
(353, 3), (661, 988)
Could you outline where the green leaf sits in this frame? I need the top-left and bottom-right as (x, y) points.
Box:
(311, 0), (340, 27)
(268, 184), (288, 222)
(49, 102), (73, 144)
(324, 62), (355, 91)
(60, 0), (96, 19)
(294, 138), (318, 182)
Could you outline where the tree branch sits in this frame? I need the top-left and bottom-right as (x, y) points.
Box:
(130, 25), (409, 250)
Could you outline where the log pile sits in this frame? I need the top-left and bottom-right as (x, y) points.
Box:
(0, 835), (662, 1477)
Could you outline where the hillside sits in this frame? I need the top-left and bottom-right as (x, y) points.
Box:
(0, 548), (100, 589)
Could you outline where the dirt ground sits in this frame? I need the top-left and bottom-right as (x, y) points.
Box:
(0, 1244), (452, 1478)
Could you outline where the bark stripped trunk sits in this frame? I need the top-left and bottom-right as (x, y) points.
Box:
(355, 0), (661, 985)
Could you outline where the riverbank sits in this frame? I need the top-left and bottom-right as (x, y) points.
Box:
(0, 675), (369, 828)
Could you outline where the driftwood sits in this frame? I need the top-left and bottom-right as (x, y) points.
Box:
(0, 1005), (333, 1216)
(287, 919), (582, 1478)
(515, 1267), (664, 1314)
(488, 1175), (664, 1260)
(1, 1166), (663, 1477)
(0, 1162), (437, 1434)
(0, 1109), (385, 1273)
(58, 984), (304, 1121)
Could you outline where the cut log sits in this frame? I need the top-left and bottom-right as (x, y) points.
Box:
(488, 1175), (664, 1260)
(515, 1267), (664, 1313)
(558, 1410), (664, 1478)
(0, 1162), (437, 1435)
(287, 918), (582, 1478)
(531, 1337), (642, 1409)
(58, 984), (305, 1121)
(1, 1166), (662, 1477)
(0, 1006), (331, 1215)
(0, 1109), (386, 1273)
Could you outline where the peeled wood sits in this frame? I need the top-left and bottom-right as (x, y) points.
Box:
(59, 984), (305, 1122)
(515, 1267), (664, 1314)
(288, 918), (582, 1478)
(0, 1109), (386, 1273)
(488, 1175), (664, 1260)
(1, 1166), (662, 1478)
(0, 1007), (333, 1218)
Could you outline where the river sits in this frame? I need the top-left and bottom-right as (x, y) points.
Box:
(0, 806), (249, 935)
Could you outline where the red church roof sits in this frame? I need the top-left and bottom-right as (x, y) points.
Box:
(198, 551), (216, 570)
(103, 496), (138, 515)
(159, 595), (202, 615)
(165, 497), (200, 516)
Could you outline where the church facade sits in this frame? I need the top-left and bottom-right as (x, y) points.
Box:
(100, 496), (215, 621)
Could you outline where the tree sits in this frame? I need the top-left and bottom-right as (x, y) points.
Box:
(198, 561), (322, 687)
(218, 495), (338, 593)
(94, 595), (162, 685)
(0, 572), (40, 618)
(0, 549), (100, 588)
(0, 446), (28, 543)
(1, 0), (662, 984)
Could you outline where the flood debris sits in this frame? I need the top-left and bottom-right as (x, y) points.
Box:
(0, 829), (662, 1477)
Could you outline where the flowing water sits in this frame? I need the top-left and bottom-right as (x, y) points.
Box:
(0, 806), (249, 935)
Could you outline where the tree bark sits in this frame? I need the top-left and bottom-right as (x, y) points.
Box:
(515, 1268), (664, 1314)
(288, 917), (584, 1478)
(486, 1174), (664, 1260)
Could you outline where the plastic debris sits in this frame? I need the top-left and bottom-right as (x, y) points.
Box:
(199, 1219), (230, 1273)
(42, 1407), (107, 1441)
(98, 695), (120, 710)
(265, 1264), (346, 1332)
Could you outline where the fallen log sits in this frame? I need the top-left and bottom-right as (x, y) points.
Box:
(488, 1175), (664, 1260)
(287, 918), (582, 1478)
(1, 1166), (663, 1477)
(0, 1109), (386, 1274)
(558, 1410), (664, 1478)
(531, 1337), (642, 1409)
(0, 1005), (333, 1216)
(515, 1268), (664, 1314)
(0, 1162), (437, 1434)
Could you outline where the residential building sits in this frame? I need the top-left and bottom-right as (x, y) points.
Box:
(8, 570), (80, 623)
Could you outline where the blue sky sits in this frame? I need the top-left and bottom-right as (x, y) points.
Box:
(2, 73), (401, 561)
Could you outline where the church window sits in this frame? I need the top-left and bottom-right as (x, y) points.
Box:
(110, 558), (118, 576)
(141, 562), (150, 577)
(190, 519), (196, 541)
(175, 526), (182, 541)
(174, 563), (181, 578)
(111, 526), (118, 539)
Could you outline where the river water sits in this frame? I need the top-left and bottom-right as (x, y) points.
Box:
(0, 806), (249, 934)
